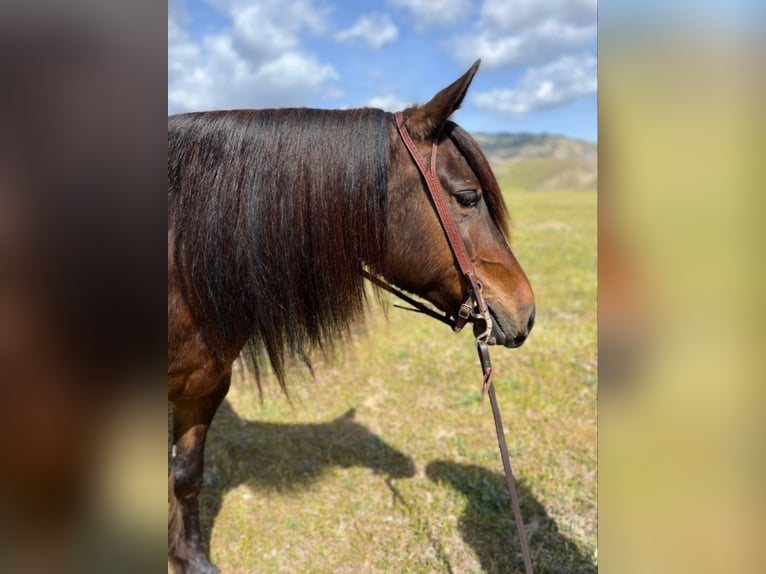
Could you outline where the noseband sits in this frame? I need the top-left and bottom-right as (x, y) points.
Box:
(363, 112), (534, 574)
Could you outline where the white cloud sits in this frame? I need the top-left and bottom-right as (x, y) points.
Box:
(473, 53), (597, 115)
(336, 13), (398, 50)
(452, 0), (596, 69)
(480, 0), (595, 31)
(205, 0), (329, 35)
(168, 0), (339, 113)
(389, 0), (472, 30)
(365, 94), (413, 112)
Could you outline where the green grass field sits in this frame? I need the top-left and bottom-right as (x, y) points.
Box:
(197, 187), (597, 573)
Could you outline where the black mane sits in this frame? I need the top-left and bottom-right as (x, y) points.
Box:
(168, 108), (390, 384)
(443, 121), (509, 238)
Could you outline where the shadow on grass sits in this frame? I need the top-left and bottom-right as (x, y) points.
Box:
(199, 399), (415, 552)
(426, 460), (596, 574)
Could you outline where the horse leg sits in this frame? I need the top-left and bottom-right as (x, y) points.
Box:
(168, 372), (230, 574)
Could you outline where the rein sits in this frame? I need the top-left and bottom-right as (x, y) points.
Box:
(364, 112), (534, 574)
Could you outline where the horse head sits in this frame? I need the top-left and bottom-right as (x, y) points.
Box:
(382, 61), (536, 348)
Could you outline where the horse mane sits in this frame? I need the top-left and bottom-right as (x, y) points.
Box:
(168, 108), (390, 386)
(168, 109), (508, 389)
(442, 121), (510, 239)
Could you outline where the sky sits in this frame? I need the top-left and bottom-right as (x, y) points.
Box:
(168, 0), (597, 142)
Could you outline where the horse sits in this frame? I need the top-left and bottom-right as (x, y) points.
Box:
(168, 60), (535, 573)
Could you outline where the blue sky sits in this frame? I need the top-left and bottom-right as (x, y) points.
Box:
(169, 0), (597, 141)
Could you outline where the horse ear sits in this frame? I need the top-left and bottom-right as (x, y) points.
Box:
(340, 408), (356, 421)
(403, 60), (481, 140)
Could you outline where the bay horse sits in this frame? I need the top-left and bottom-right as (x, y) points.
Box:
(168, 61), (535, 573)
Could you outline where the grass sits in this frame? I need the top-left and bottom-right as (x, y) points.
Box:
(194, 186), (597, 573)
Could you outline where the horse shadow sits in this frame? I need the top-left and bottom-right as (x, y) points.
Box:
(198, 399), (415, 551)
(426, 460), (596, 574)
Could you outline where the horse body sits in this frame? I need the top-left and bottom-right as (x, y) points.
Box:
(168, 62), (534, 573)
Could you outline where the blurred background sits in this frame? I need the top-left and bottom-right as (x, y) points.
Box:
(0, 1), (166, 572)
(599, 1), (764, 571)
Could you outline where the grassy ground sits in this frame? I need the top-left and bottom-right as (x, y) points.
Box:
(195, 187), (597, 573)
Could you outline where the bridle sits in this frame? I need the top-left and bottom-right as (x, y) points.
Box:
(363, 112), (534, 574)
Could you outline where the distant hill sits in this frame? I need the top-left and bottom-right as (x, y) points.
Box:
(473, 133), (597, 191)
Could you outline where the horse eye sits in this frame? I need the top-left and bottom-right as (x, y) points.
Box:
(455, 190), (480, 208)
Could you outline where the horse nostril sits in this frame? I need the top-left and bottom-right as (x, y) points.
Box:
(526, 306), (536, 334)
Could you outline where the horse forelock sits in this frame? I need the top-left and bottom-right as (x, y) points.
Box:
(168, 108), (390, 387)
(443, 121), (510, 240)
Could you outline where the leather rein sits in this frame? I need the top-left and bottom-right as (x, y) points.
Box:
(363, 112), (534, 574)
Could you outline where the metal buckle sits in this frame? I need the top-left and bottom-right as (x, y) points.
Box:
(452, 295), (474, 333)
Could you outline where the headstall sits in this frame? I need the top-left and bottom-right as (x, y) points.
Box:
(362, 112), (534, 574)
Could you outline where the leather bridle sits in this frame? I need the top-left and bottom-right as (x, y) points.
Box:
(363, 112), (534, 574)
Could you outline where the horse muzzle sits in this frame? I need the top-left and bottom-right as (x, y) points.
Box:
(479, 304), (535, 348)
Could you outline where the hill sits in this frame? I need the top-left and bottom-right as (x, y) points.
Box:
(473, 133), (597, 191)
